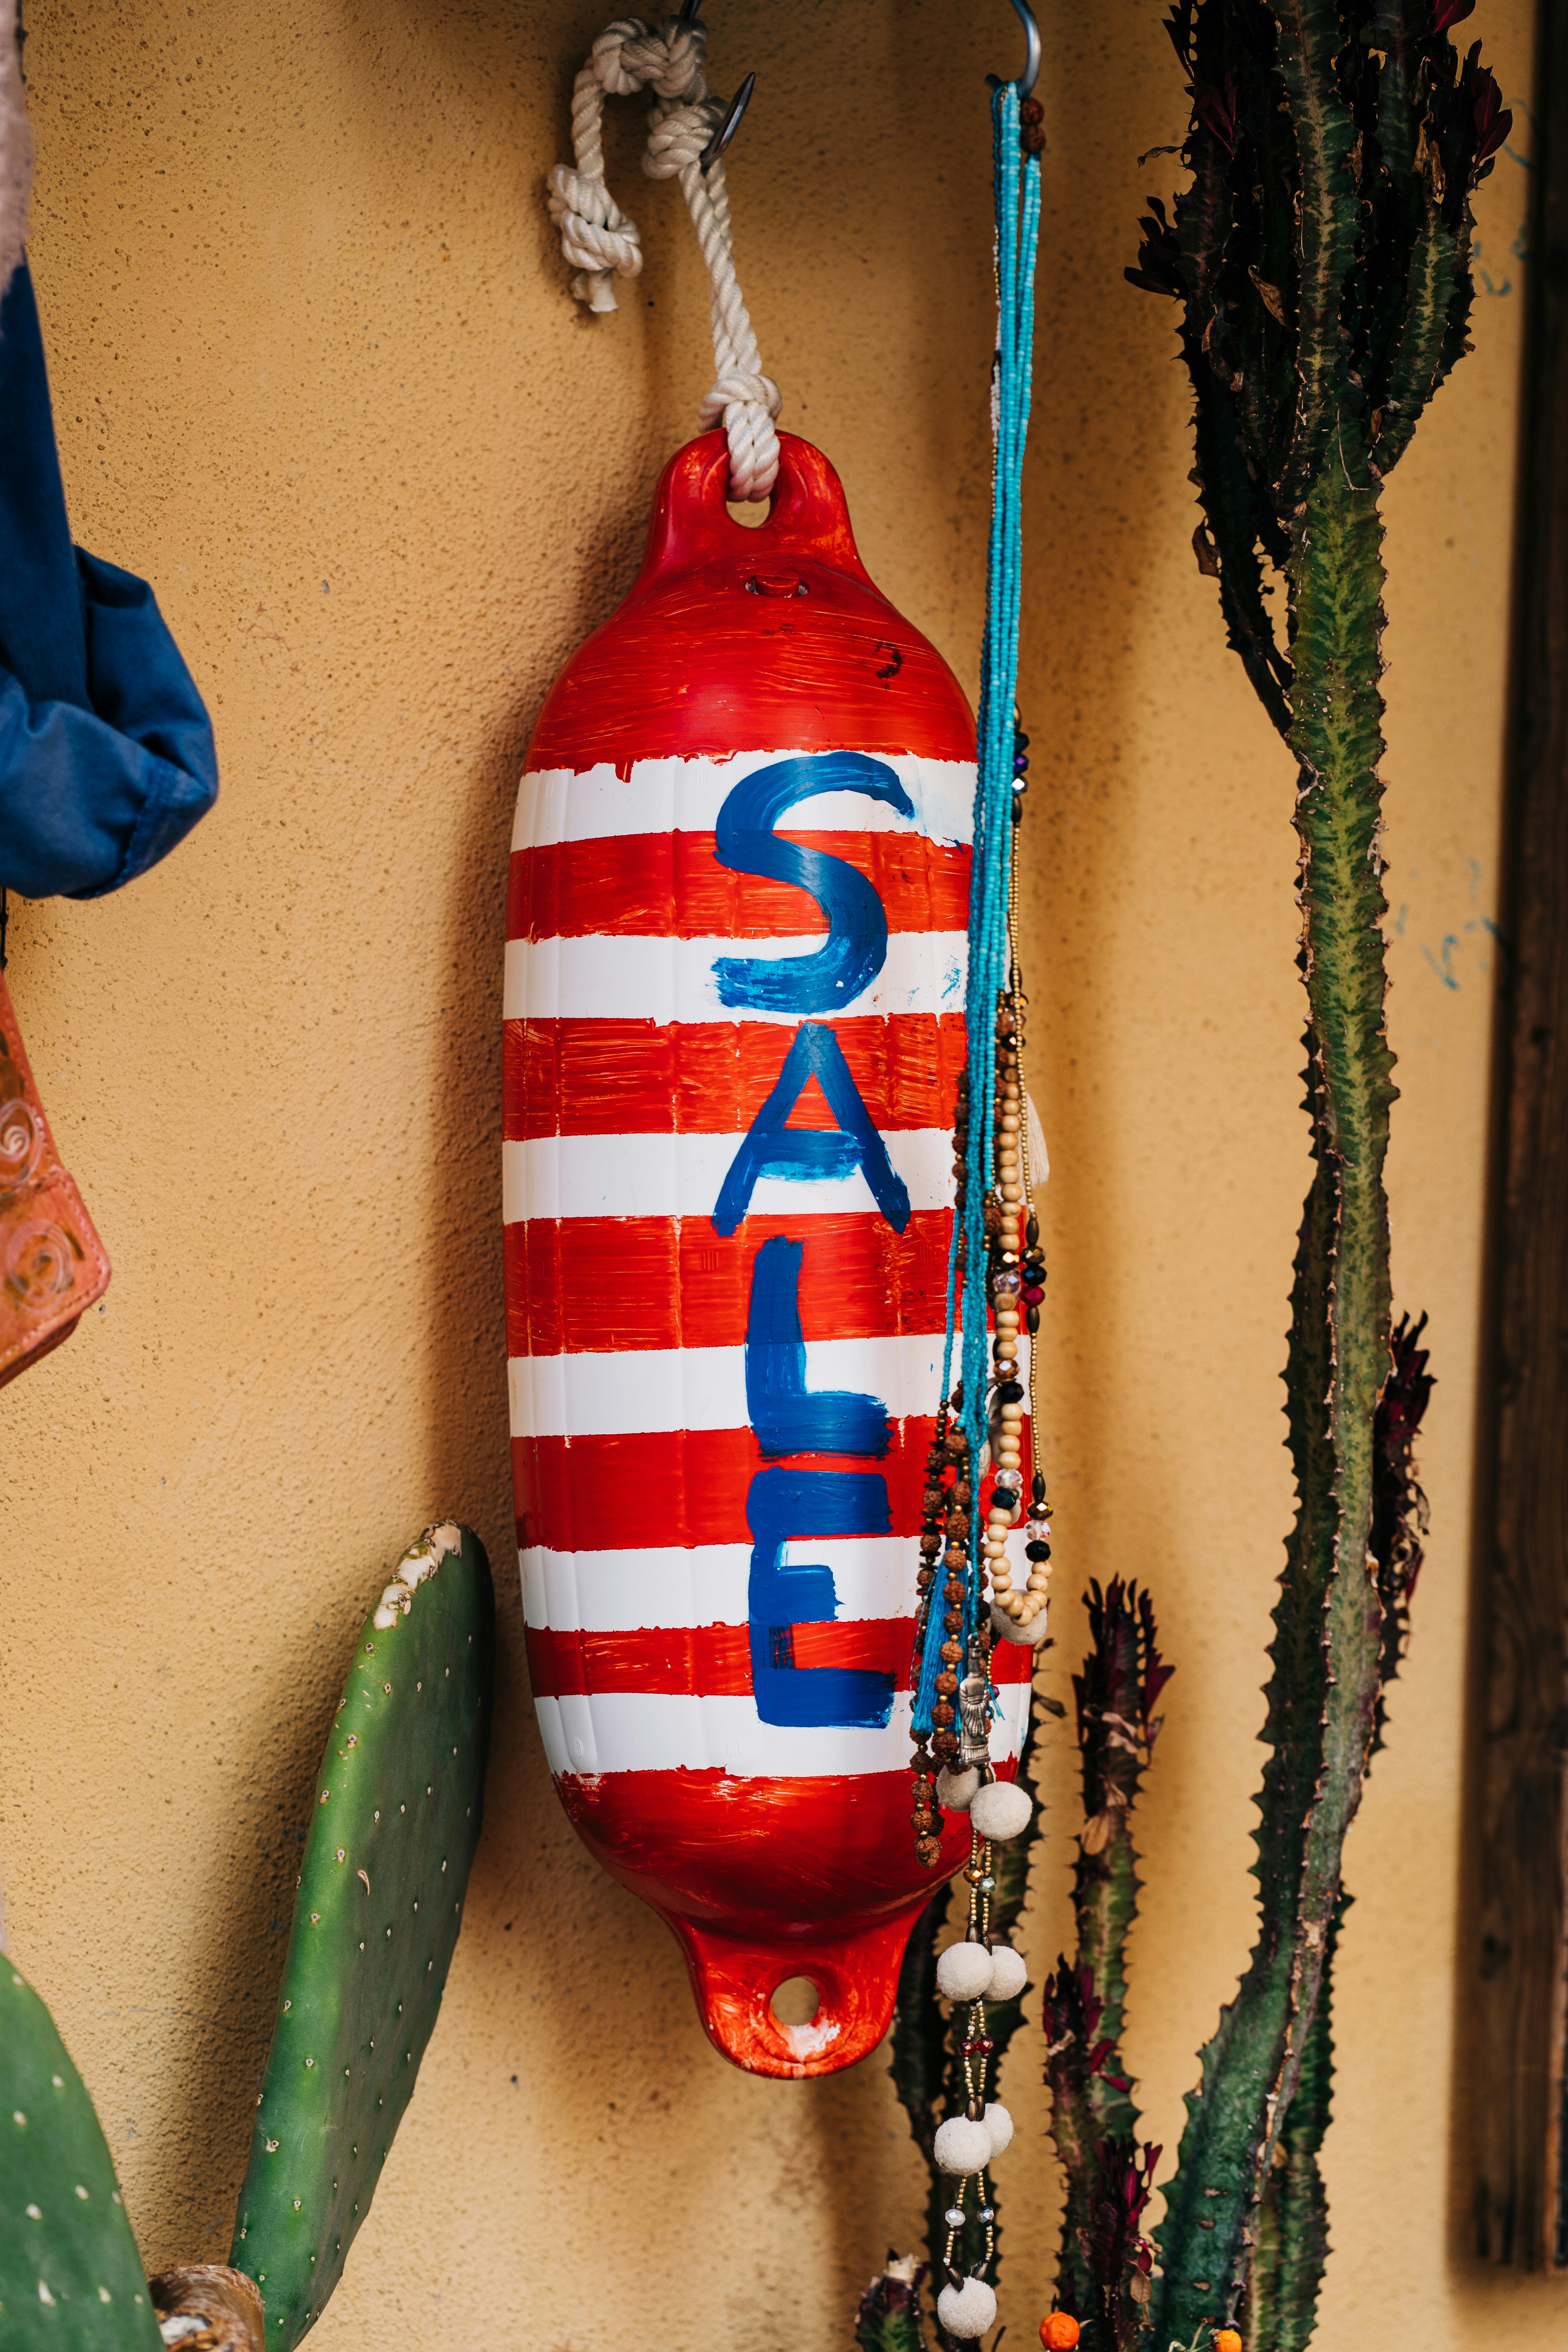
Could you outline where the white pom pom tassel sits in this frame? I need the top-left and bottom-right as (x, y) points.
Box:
(970, 1779), (1035, 1842)
(933, 2116), (993, 2176)
(935, 1942), (995, 2003)
(984, 2101), (1014, 2158)
(936, 1764), (981, 1811)
(986, 1945), (1028, 2002)
(936, 2278), (998, 2339)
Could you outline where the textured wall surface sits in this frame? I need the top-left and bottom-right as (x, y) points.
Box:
(3, 1), (1558, 2345)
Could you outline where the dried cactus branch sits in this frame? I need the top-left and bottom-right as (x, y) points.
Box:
(1044, 1583), (1170, 2329)
(1071, 1583), (1173, 2064)
(855, 2255), (932, 2352)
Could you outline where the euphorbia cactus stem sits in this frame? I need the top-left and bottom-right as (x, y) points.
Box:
(1129, 0), (1503, 2332)
(1243, 1897), (1343, 2348)
(1155, 441), (1395, 2352)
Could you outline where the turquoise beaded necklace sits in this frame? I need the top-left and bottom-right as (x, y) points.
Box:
(913, 77), (1041, 1744)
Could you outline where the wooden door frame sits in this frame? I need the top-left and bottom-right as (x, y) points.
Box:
(1473, 0), (1568, 2275)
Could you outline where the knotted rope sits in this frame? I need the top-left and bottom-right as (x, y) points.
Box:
(546, 13), (781, 502)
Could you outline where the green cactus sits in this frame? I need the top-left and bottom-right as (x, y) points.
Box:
(1240, 1324), (1428, 2348)
(1121, 5), (1499, 2338)
(0, 1960), (161, 2349)
(230, 1522), (494, 2349)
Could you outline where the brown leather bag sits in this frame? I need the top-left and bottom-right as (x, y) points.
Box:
(0, 966), (110, 1387)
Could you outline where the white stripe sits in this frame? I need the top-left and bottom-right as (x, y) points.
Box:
(521, 1524), (1037, 1634)
(501, 1126), (953, 1224)
(521, 1537), (915, 1632)
(503, 931), (966, 1026)
(530, 1680), (1030, 1779)
(513, 750), (975, 855)
(509, 1331), (945, 1440)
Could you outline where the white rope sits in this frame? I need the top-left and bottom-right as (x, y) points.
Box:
(545, 13), (781, 502)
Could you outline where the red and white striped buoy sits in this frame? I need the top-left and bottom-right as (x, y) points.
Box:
(505, 432), (1029, 2076)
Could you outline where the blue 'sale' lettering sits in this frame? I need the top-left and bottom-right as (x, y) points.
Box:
(711, 752), (912, 1731)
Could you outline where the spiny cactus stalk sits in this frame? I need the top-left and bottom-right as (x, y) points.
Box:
(1041, 1581), (1170, 2339)
(1238, 1319), (1429, 2344)
(1240, 1896), (1341, 2350)
(1125, 5), (1498, 2338)
(0, 1959), (161, 2348)
(231, 1523), (495, 2349)
(891, 1708), (1047, 2337)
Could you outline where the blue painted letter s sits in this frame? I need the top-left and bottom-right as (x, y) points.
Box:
(712, 751), (914, 1014)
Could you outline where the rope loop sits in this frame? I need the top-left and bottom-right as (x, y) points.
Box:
(546, 12), (780, 500)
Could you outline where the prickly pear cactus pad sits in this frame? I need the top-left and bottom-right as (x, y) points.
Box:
(0, 1961), (162, 2348)
(231, 1523), (495, 2349)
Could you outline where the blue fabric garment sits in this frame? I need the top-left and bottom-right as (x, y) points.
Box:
(0, 263), (217, 899)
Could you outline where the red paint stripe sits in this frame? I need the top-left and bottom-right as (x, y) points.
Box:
(504, 1013), (964, 1141)
(525, 1616), (902, 1696)
(507, 833), (971, 943)
(525, 1616), (1033, 1698)
(554, 1767), (1004, 1939)
(505, 1209), (952, 1357)
(512, 1422), (936, 1552)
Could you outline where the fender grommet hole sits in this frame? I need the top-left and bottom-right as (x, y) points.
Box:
(746, 573), (808, 598)
(770, 1975), (820, 2026)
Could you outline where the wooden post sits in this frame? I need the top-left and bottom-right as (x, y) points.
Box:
(1474, 0), (1568, 2275)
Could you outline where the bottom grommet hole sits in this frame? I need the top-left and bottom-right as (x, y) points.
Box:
(770, 1975), (820, 2026)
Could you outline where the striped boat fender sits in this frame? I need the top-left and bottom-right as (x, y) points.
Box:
(506, 431), (1030, 2077)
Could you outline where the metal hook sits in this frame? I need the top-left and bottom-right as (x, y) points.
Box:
(672, 0), (754, 175)
(700, 71), (755, 173)
(986, 0), (1041, 97)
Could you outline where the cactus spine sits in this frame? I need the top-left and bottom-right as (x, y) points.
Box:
(230, 1522), (495, 2348)
(0, 1960), (162, 2348)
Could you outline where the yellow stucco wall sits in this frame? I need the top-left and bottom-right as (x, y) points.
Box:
(4, 1), (1559, 2344)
